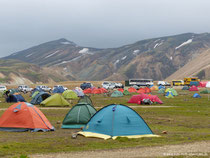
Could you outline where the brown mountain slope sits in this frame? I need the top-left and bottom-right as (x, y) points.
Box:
(166, 49), (210, 80)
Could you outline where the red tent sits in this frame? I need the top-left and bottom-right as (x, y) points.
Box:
(117, 88), (124, 93)
(128, 94), (163, 104)
(0, 102), (54, 132)
(144, 87), (151, 93)
(128, 87), (137, 93)
(137, 88), (145, 94)
(83, 88), (92, 94)
(92, 88), (103, 94)
(99, 88), (108, 93)
(198, 82), (207, 88)
(189, 85), (199, 91)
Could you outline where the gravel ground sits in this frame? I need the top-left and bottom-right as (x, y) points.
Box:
(31, 141), (210, 158)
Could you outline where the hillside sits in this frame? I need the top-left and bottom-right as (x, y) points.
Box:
(166, 49), (210, 80)
(0, 59), (70, 84)
(3, 33), (210, 81)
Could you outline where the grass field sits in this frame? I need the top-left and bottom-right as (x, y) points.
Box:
(0, 83), (209, 157)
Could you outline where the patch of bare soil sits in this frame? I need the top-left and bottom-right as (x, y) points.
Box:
(31, 141), (210, 158)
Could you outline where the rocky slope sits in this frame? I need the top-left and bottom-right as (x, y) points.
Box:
(3, 33), (210, 81)
(0, 59), (70, 84)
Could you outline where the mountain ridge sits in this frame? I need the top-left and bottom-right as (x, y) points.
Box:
(3, 32), (210, 81)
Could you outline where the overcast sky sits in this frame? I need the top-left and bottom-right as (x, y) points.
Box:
(0, 0), (210, 57)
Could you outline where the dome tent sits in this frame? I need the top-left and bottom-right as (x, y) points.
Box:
(30, 92), (51, 105)
(78, 104), (159, 139)
(78, 95), (93, 107)
(62, 103), (97, 129)
(6, 94), (25, 103)
(111, 90), (123, 97)
(62, 90), (78, 100)
(40, 93), (70, 107)
(193, 93), (201, 98)
(0, 102), (54, 132)
(165, 91), (174, 98)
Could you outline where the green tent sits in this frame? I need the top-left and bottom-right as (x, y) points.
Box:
(182, 86), (189, 90)
(40, 93), (70, 107)
(123, 90), (131, 95)
(165, 88), (178, 96)
(78, 95), (93, 106)
(31, 91), (40, 99)
(158, 88), (165, 94)
(111, 90), (123, 97)
(62, 90), (78, 100)
(62, 103), (97, 128)
(200, 89), (210, 94)
(165, 91), (174, 98)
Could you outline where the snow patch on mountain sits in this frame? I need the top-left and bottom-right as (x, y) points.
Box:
(78, 48), (93, 55)
(26, 53), (33, 57)
(121, 56), (127, 60)
(45, 50), (60, 58)
(175, 39), (193, 49)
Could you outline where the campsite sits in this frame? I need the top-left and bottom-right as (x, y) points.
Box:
(0, 81), (209, 157)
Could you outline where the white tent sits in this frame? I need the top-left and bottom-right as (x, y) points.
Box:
(206, 82), (210, 88)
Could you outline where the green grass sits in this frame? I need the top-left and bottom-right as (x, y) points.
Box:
(0, 89), (209, 157)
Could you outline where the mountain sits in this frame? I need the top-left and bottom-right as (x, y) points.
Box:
(3, 33), (210, 81)
(0, 59), (70, 84)
(166, 49), (210, 80)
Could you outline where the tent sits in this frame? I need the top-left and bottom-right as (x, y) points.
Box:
(30, 92), (51, 105)
(91, 88), (103, 94)
(193, 93), (201, 98)
(83, 88), (92, 94)
(117, 88), (124, 93)
(128, 94), (163, 104)
(40, 94), (70, 107)
(158, 88), (165, 94)
(31, 91), (40, 99)
(198, 81), (207, 88)
(132, 85), (139, 89)
(62, 90), (78, 100)
(200, 89), (210, 94)
(189, 85), (199, 91)
(62, 103), (97, 129)
(8, 89), (20, 95)
(123, 90), (130, 95)
(52, 86), (65, 93)
(165, 88), (178, 96)
(111, 90), (123, 97)
(78, 95), (93, 107)
(182, 86), (189, 90)
(165, 91), (174, 98)
(158, 85), (165, 90)
(190, 81), (199, 86)
(6, 94), (25, 103)
(144, 87), (151, 93)
(73, 88), (84, 97)
(0, 102), (54, 132)
(31, 87), (43, 97)
(137, 88), (145, 94)
(150, 86), (158, 91)
(78, 104), (159, 139)
(128, 87), (137, 93)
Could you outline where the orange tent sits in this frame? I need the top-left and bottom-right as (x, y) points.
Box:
(100, 88), (108, 93)
(117, 88), (124, 93)
(0, 102), (54, 132)
(144, 87), (151, 93)
(83, 88), (92, 94)
(128, 87), (137, 93)
(92, 88), (103, 94)
(137, 88), (145, 93)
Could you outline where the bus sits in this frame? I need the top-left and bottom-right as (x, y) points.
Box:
(184, 77), (200, 86)
(125, 79), (153, 87)
(172, 80), (184, 86)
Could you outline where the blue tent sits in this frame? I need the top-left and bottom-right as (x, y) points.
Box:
(165, 91), (174, 98)
(78, 104), (159, 139)
(6, 94), (25, 103)
(31, 88), (43, 97)
(30, 92), (51, 105)
(53, 86), (65, 93)
(158, 85), (165, 90)
(193, 93), (201, 98)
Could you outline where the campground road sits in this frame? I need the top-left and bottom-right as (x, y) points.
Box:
(31, 141), (210, 158)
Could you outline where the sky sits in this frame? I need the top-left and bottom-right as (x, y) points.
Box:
(0, 0), (210, 57)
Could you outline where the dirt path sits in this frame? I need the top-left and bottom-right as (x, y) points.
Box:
(0, 105), (175, 111)
(31, 141), (209, 158)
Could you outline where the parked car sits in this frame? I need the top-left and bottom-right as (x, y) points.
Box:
(36, 85), (52, 93)
(102, 82), (116, 89)
(80, 82), (93, 90)
(52, 85), (68, 91)
(18, 85), (33, 93)
(115, 82), (124, 88)
(157, 81), (171, 86)
(0, 85), (7, 91)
